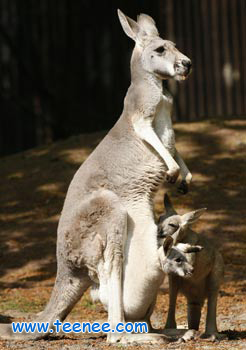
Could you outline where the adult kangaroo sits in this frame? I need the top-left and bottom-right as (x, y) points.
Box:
(0, 10), (192, 343)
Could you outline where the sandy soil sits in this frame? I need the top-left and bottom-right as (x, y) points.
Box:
(0, 119), (245, 349)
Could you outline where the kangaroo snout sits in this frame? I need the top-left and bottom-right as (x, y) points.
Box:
(174, 57), (192, 79)
(183, 264), (194, 278)
(182, 59), (192, 74)
(188, 265), (194, 274)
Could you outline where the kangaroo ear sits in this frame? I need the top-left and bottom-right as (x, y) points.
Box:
(118, 9), (141, 42)
(163, 235), (173, 256)
(176, 243), (203, 253)
(164, 194), (176, 215)
(171, 227), (182, 245)
(185, 245), (203, 253)
(137, 13), (159, 37)
(181, 208), (207, 227)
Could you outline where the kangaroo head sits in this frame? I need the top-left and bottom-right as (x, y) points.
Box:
(158, 194), (207, 244)
(159, 236), (203, 277)
(118, 9), (191, 81)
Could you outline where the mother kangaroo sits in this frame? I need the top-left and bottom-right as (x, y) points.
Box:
(0, 10), (192, 343)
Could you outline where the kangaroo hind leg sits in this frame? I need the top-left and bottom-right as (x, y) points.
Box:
(67, 189), (127, 343)
(93, 190), (127, 343)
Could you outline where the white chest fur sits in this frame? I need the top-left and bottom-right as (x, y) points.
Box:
(153, 94), (175, 156)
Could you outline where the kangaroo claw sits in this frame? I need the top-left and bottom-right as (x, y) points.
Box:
(165, 169), (179, 184)
(177, 180), (189, 194)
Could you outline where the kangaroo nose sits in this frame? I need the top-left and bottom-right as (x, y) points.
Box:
(182, 60), (192, 71)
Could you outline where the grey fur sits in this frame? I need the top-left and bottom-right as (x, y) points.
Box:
(0, 10), (192, 344)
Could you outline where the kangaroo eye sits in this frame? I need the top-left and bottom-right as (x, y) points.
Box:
(155, 46), (165, 54)
(168, 223), (178, 229)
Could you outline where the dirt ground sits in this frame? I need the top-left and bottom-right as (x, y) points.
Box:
(0, 119), (245, 350)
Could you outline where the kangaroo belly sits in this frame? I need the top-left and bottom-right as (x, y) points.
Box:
(179, 278), (207, 301)
(121, 216), (164, 320)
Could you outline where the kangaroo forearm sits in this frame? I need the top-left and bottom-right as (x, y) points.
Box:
(133, 119), (179, 171)
(174, 149), (192, 183)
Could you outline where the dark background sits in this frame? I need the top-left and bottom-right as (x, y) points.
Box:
(0, 0), (245, 156)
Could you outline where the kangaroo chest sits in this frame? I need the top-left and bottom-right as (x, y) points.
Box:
(153, 94), (175, 155)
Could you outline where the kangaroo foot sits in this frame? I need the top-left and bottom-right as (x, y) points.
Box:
(120, 333), (171, 344)
(200, 332), (227, 341)
(0, 323), (43, 341)
(178, 329), (199, 343)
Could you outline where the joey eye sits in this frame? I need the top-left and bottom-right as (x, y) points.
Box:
(154, 46), (165, 54)
(175, 257), (182, 263)
(168, 223), (178, 229)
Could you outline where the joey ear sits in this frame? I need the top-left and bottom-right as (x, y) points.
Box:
(181, 208), (207, 227)
(184, 245), (203, 253)
(163, 235), (173, 256)
(117, 9), (141, 42)
(164, 194), (176, 215)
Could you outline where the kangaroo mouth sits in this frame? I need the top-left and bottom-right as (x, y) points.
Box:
(155, 68), (191, 81)
(174, 64), (192, 81)
(175, 70), (191, 81)
(177, 75), (187, 81)
(184, 271), (193, 278)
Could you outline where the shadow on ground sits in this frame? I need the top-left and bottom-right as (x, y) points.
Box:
(0, 119), (245, 349)
(0, 119), (245, 285)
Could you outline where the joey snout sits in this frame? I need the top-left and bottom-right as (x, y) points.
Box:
(161, 243), (203, 278)
(173, 261), (194, 278)
(183, 263), (194, 277)
(162, 257), (194, 278)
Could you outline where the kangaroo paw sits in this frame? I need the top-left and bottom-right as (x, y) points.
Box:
(165, 168), (179, 184)
(177, 180), (189, 194)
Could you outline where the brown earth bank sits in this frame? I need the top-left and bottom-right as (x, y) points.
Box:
(0, 119), (245, 349)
